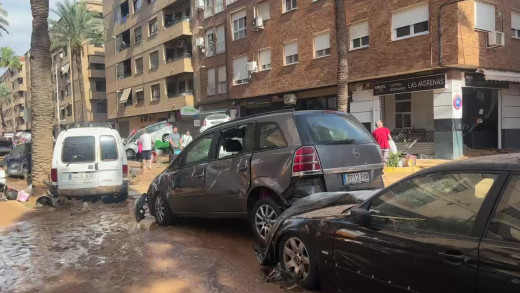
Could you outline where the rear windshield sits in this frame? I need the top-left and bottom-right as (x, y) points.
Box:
(62, 136), (95, 163)
(294, 113), (374, 145)
(100, 135), (118, 161)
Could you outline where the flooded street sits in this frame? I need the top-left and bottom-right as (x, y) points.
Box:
(0, 194), (284, 293)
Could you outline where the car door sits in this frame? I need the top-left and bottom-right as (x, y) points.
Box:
(97, 135), (122, 188)
(168, 132), (217, 213)
(478, 173), (520, 293)
(205, 123), (254, 213)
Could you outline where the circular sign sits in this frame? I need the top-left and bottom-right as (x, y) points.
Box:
(453, 94), (463, 110)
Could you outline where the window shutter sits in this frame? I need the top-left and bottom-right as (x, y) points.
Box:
(392, 3), (429, 29)
(474, 1), (495, 31)
(218, 66), (226, 82)
(258, 2), (270, 20)
(349, 21), (369, 41)
(233, 56), (248, 81)
(216, 25), (225, 42)
(259, 49), (271, 66)
(284, 42), (298, 57)
(232, 9), (246, 22)
(512, 10), (520, 30)
(314, 32), (330, 51)
(207, 68), (215, 89)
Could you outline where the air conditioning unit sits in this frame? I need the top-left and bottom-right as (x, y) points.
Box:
(284, 94), (297, 105)
(195, 0), (205, 10)
(488, 31), (505, 47)
(177, 40), (186, 48)
(247, 61), (258, 73)
(252, 17), (264, 29)
(195, 37), (205, 48)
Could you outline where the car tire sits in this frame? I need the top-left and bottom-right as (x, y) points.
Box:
(251, 197), (282, 243)
(115, 189), (128, 203)
(126, 149), (136, 161)
(162, 134), (169, 143)
(278, 234), (319, 289)
(154, 193), (174, 226)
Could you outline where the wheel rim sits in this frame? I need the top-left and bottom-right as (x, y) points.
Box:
(255, 204), (278, 240)
(282, 237), (310, 280)
(126, 149), (135, 160)
(162, 135), (169, 142)
(155, 195), (165, 223)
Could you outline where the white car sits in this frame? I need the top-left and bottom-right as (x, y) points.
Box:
(199, 114), (231, 133)
(124, 121), (173, 160)
(50, 123), (128, 201)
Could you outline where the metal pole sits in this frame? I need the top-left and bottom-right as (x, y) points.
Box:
(68, 43), (75, 123)
(55, 60), (61, 132)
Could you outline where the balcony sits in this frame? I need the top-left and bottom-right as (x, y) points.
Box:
(163, 18), (192, 39)
(89, 69), (105, 78)
(167, 90), (193, 99)
(165, 55), (193, 74)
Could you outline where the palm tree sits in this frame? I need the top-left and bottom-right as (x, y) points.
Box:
(0, 3), (8, 36)
(335, 0), (349, 112)
(0, 47), (22, 70)
(0, 82), (10, 133)
(49, 0), (103, 122)
(30, 0), (53, 195)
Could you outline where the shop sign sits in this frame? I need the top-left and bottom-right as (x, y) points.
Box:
(452, 80), (463, 118)
(464, 72), (510, 89)
(180, 106), (199, 116)
(373, 74), (446, 95)
(246, 97), (272, 108)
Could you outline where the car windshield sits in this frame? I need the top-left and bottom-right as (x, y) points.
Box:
(62, 136), (95, 163)
(295, 113), (374, 145)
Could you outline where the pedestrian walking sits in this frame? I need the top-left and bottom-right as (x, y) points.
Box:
(139, 129), (153, 170)
(181, 130), (193, 149)
(372, 120), (392, 165)
(137, 139), (143, 168)
(168, 127), (182, 162)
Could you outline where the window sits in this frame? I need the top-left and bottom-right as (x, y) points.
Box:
(474, 1), (495, 32)
(214, 0), (224, 14)
(17, 78), (23, 85)
(149, 51), (159, 70)
(90, 63), (105, 70)
(206, 29), (215, 57)
(216, 25), (226, 53)
(62, 136), (96, 163)
(232, 10), (247, 40)
(207, 68), (216, 96)
(149, 18), (158, 37)
(512, 10), (520, 39)
(283, 0), (297, 13)
(185, 135), (214, 165)
(218, 66), (227, 94)
(232, 55), (248, 85)
(66, 83), (71, 96)
(100, 135), (118, 161)
(217, 125), (249, 159)
(350, 20), (369, 49)
(135, 57), (143, 74)
(259, 48), (271, 70)
(204, 0), (213, 18)
(227, 0), (237, 5)
(257, 1), (270, 20)
(151, 84), (160, 101)
(95, 80), (106, 92)
(314, 32), (331, 58)
(486, 175), (520, 243)
(136, 89), (144, 103)
(134, 27), (142, 43)
(96, 100), (107, 113)
(257, 122), (288, 150)
(133, 0), (141, 13)
(392, 3), (429, 40)
(284, 42), (298, 65)
(395, 93), (411, 128)
(369, 172), (498, 236)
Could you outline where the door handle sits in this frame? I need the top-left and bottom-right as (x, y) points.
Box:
(192, 167), (205, 178)
(238, 159), (248, 171)
(438, 251), (470, 265)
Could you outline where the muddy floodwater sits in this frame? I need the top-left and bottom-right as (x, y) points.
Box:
(0, 198), (285, 293)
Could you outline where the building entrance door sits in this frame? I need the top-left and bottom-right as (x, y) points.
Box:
(462, 88), (499, 149)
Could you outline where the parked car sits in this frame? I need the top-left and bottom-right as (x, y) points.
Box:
(0, 138), (13, 155)
(124, 121), (173, 160)
(146, 110), (383, 241)
(259, 154), (520, 292)
(199, 113), (231, 133)
(3, 142), (31, 180)
(50, 123), (128, 201)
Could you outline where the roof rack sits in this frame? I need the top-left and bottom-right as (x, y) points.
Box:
(64, 122), (113, 130)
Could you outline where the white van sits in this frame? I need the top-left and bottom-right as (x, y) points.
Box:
(50, 124), (128, 201)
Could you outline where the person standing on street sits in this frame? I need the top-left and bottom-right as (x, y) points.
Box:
(181, 130), (193, 149)
(372, 120), (392, 165)
(168, 127), (182, 162)
(139, 129), (153, 170)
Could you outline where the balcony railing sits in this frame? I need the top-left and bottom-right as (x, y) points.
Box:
(164, 17), (190, 29)
(167, 90), (193, 98)
(166, 53), (192, 64)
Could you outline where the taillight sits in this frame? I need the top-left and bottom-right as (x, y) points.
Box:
(203, 120), (207, 126)
(227, 117), (231, 121)
(292, 146), (322, 175)
(51, 168), (57, 183)
(123, 165), (128, 178)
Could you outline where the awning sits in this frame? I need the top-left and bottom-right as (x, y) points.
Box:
(61, 63), (70, 74)
(118, 88), (131, 103)
(478, 68), (520, 83)
(135, 88), (144, 93)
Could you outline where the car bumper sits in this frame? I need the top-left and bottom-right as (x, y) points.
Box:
(51, 181), (128, 197)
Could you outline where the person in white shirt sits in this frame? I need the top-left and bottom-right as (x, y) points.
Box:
(181, 130), (193, 149)
(138, 129), (153, 170)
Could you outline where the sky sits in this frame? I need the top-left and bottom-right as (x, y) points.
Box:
(0, 0), (61, 56)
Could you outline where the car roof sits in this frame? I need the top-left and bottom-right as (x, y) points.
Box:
(60, 127), (119, 137)
(415, 153), (520, 175)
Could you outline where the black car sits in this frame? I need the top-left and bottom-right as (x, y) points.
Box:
(3, 143), (31, 180)
(260, 154), (520, 293)
(0, 138), (13, 155)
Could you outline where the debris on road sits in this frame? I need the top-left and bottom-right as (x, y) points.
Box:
(264, 263), (303, 292)
(134, 193), (148, 222)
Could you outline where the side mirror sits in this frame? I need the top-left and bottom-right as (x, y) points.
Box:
(351, 207), (371, 228)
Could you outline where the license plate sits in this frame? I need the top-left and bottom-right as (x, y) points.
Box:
(343, 172), (370, 185)
(68, 173), (95, 181)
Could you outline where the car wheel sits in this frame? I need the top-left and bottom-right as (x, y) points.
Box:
(154, 193), (174, 226)
(251, 198), (282, 243)
(115, 189), (128, 203)
(126, 149), (136, 160)
(162, 134), (169, 143)
(278, 234), (319, 289)
(22, 166), (29, 182)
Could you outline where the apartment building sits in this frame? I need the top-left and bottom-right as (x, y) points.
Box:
(0, 57), (29, 134)
(103, 0), (195, 137)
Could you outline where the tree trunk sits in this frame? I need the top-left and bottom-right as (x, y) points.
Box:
(0, 105), (5, 131)
(30, 0), (53, 195)
(73, 50), (85, 122)
(335, 0), (349, 113)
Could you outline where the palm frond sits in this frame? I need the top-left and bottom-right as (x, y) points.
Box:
(0, 3), (9, 36)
